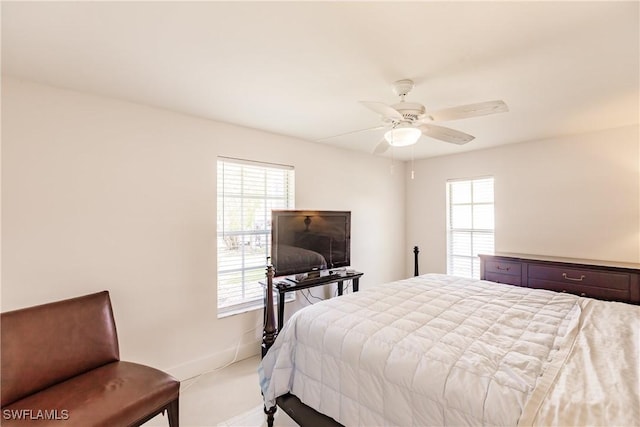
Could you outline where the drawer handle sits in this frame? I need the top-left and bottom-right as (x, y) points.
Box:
(496, 265), (510, 271)
(562, 273), (586, 282)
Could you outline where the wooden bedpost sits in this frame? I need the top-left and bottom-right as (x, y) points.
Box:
(262, 264), (277, 357)
(262, 263), (277, 427)
(414, 246), (420, 276)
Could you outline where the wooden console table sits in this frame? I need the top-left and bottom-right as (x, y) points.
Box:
(263, 270), (363, 331)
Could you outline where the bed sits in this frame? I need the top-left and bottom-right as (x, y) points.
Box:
(259, 251), (640, 426)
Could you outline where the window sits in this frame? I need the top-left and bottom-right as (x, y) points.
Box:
(217, 158), (294, 315)
(446, 177), (494, 279)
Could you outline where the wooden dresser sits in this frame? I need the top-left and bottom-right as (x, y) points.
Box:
(479, 253), (640, 304)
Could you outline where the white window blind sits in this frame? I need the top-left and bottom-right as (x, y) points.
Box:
(447, 177), (494, 279)
(217, 158), (294, 315)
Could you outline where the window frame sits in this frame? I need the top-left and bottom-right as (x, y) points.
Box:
(216, 157), (295, 317)
(446, 176), (495, 279)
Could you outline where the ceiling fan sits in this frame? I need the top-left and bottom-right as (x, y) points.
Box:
(324, 79), (508, 154)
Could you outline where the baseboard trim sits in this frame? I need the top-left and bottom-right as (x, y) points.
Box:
(167, 339), (262, 381)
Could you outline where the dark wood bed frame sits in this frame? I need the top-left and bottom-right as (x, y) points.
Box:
(261, 247), (640, 427)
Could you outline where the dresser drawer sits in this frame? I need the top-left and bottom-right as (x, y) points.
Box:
(485, 272), (522, 286)
(485, 260), (522, 276)
(528, 279), (630, 302)
(528, 265), (630, 290)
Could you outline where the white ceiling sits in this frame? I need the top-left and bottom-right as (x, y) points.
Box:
(2, 1), (638, 160)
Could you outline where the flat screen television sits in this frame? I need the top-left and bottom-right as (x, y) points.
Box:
(271, 210), (351, 277)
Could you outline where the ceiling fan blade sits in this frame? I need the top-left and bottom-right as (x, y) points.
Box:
(372, 139), (389, 155)
(360, 101), (404, 121)
(315, 125), (385, 142)
(427, 100), (508, 122)
(420, 124), (475, 145)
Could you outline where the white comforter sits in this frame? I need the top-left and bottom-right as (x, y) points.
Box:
(259, 274), (640, 426)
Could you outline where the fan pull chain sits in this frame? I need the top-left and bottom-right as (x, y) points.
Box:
(389, 145), (396, 175)
(410, 145), (415, 180)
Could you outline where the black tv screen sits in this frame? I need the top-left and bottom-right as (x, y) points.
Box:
(271, 210), (351, 277)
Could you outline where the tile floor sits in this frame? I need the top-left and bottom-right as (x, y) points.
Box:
(145, 355), (296, 427)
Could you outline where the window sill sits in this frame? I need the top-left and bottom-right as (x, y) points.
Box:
(217, 294), (295, 319)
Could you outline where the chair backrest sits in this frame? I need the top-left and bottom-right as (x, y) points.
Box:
(1, 291), (120, 407)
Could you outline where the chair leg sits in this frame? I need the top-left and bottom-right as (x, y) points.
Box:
(166, 398), (179, 427)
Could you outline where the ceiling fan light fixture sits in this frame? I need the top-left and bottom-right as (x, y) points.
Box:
(384, 126), (421, 147)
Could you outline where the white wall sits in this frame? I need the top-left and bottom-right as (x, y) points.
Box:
(406, 125), (640, 275)
(1, 77), (407, 379)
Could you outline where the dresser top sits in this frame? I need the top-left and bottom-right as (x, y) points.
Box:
(479, 252), (640, 271)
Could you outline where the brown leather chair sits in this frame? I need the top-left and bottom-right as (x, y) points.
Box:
(1, 291), (180, 426)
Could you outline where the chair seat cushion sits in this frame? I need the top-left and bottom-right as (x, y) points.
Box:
(1, 361), (179, 426)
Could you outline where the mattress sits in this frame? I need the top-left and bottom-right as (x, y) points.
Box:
(259, 273), (640, 426)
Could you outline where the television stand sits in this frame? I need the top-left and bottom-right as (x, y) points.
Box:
(262, 270), (363, 332)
